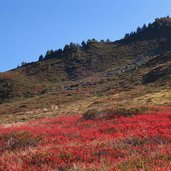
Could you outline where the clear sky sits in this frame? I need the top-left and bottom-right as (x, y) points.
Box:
(1, 0), (171, 72)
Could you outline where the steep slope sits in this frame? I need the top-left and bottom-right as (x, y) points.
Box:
(0, 17), (170, 123)
(0, 40), (161, 101)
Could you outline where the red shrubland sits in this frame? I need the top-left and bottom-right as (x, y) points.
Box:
(0, 107), (170, 170)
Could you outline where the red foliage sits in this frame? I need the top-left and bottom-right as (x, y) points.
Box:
(0, 107), (171, 170)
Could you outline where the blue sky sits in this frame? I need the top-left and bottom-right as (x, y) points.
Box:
(0, 0), (171, 71)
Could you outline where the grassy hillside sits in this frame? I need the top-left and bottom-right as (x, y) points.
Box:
(0, 16), (171, 171)
(0, 17), (170, 124)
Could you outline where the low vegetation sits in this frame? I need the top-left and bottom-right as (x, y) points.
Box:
(0, 107), (170, 170)
(83, 106), (149, 120)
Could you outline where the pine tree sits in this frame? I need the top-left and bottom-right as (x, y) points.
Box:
(81, 41), (87, 48)
(38, 55), (44, 61)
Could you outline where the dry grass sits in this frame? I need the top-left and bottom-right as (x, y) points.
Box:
(0, 84), (170, 125)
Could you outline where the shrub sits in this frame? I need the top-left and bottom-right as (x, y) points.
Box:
(82, 109), (100, 120)
(83, 107), (149, 120)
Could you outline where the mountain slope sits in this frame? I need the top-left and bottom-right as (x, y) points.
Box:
(0, 17), (171, 123)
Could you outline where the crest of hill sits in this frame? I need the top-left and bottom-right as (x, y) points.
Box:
(123, 17), (171, 42)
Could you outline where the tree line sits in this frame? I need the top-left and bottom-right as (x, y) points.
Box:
(124, 16), (170, 40)
(38, 38), (111, 61)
